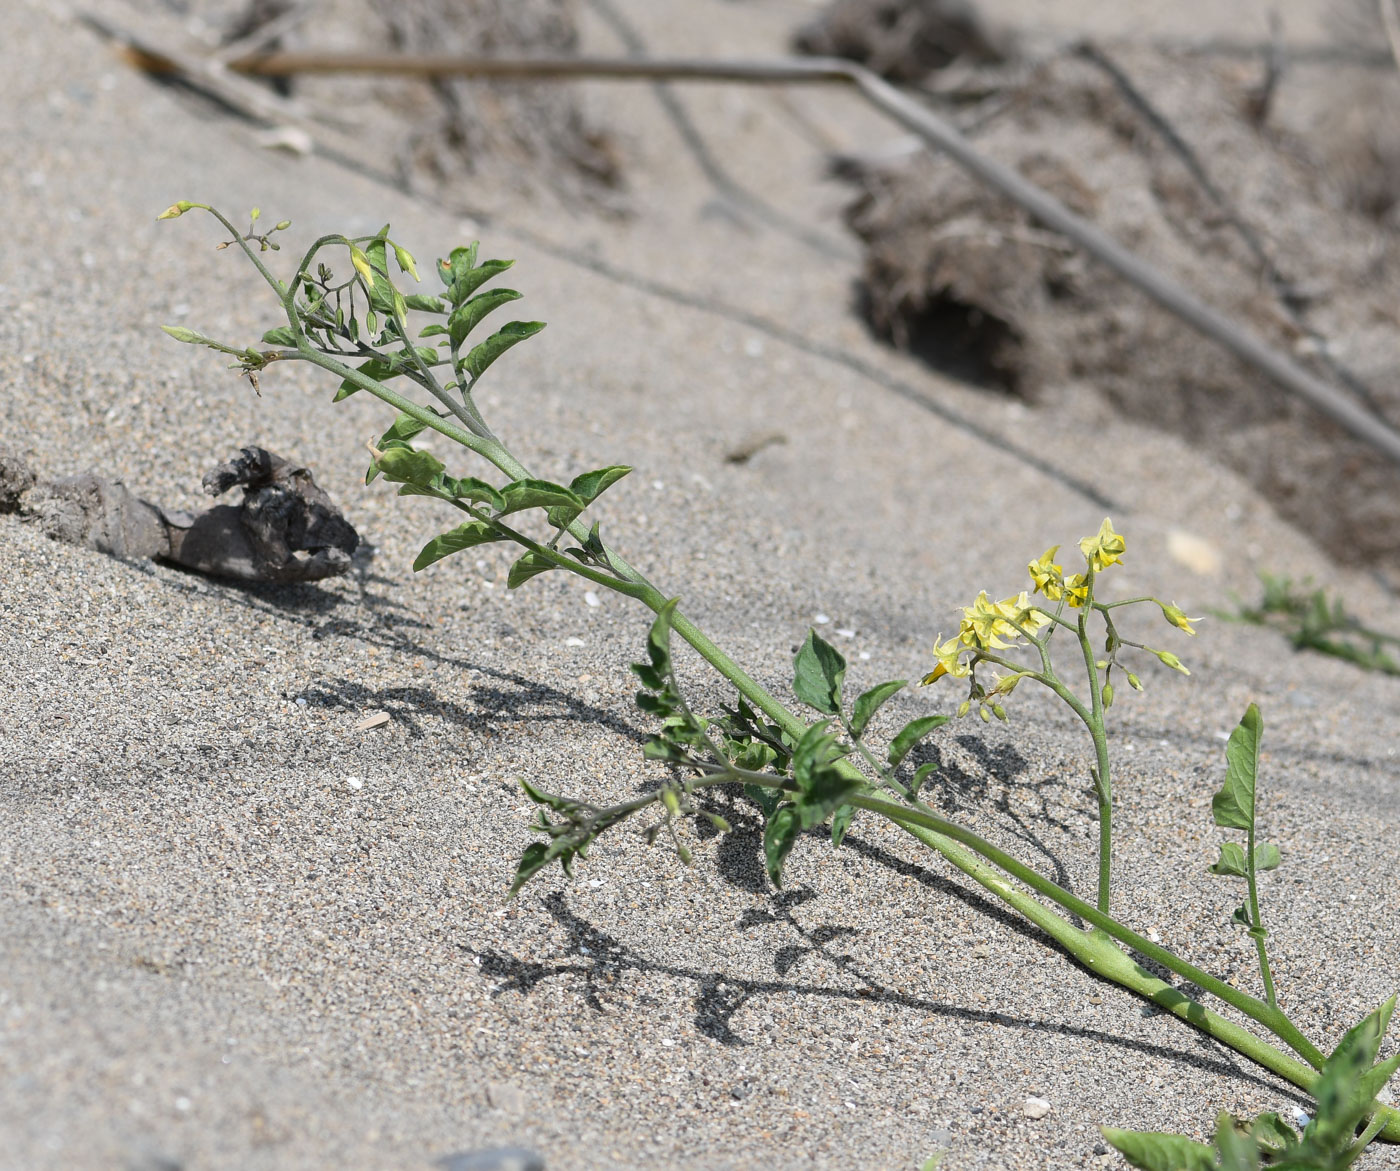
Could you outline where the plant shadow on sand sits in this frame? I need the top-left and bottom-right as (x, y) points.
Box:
(468, 890), (1303, 1103)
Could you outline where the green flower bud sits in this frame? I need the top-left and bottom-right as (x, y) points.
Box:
(705, 813), (732, 834)
(661, 788), (681, 817)
(676, 846), (693, 866)
(1101, 682), (1114, 708)
(274, 220), (292, 231)
(156, 200), (196, 220)
(160, 324), (206, 344)
(991, 704), (1007, 721)
(250, 207), (261, 221)
(957, 700), (971, 718)
(1151, 648), (1191, 675)
(978, 705), (991, 723)
(1160, 602), (1198, 635)
(1126, 672), (1143, 692)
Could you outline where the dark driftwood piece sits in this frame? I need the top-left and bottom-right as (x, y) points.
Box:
(2, 445), (359, 584)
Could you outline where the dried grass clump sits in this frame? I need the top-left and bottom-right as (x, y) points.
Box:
(793, 0), (1009, 82)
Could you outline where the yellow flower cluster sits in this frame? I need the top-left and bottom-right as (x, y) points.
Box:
(922, 591), (1048, 684)
(1028, 518), (1125, 608)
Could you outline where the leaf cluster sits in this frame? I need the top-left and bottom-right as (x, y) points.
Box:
(1105, 997), (1400, 1170)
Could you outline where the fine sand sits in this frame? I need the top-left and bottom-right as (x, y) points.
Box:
(3, 1), (1398, 1169)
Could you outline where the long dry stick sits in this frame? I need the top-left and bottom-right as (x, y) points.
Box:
(75, 3), (1400, 467)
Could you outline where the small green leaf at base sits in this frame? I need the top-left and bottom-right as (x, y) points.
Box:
(1252, 842), (1281, 871)
(792, 629), (846, 715)
(1210, 842), (1249, 878)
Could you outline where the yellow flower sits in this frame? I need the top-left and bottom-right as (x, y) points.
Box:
(921, 634), (971, 684)
(1079, 518), (1126, 572)
(956, 591), (1047, 652)
(1064, 573), (1090, 608)
(1160, 602), (1198, 635)
(1028, 546), (1064, 599)
(994, 591), (1049, 636)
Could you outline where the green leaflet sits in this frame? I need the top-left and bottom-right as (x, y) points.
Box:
(506, 550), (554, 589)
(888, 715), (950, 769)
(499, 478), (585, 516)
(260, 325), (297, 346)
(792, 629), (845, 715)
(448, 288), (522, 349)
(1101, 1127), (1216, 1171)
(466, 321), (546, 382)
(849, 679), (906, 739)
(373, 446), (444, 489)
(1213, 703), (1262, 831)
(413, 521), (507, 571)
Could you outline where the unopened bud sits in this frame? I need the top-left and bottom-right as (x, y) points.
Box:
(957, 700), (971, 719)
(274, 220), (291, 231)
(992, 704), (1007, 722)
(250, 207), (261, 221)
(1126, 672), (1143, 692)
(1152, 649), (1191, 675)
(978, 705), (991, 723)
(661, 788), (681, 817)
(156, 200), (195, 220)
(676, 846), (693, 866)
(1101, 682), (1114, 708)
(1160, 602), (1198, 635)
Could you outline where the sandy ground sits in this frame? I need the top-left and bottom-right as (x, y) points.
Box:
(2, 1), (1398, 1169)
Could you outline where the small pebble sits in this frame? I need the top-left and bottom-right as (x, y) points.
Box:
(584, 591), (600, 607)
(345, 776), (363, 791)
(814, 613), (831, 624)
(1023, 1096), (1051, 1120)
(438, 1149), (544, 1171)
(564, 637), (585, 647)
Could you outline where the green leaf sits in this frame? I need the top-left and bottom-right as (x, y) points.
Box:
(332, 357), (395, 402)
(1231, 904), (1253, 928)
(1210, 841), (1249, 877)
(419, 323), (448, 338)
(569, 465), (632, 503)
(260, 325), (297, 346)
(1253, 842), (1281, 871)
(377, 412), (429, 448)
(520, 777), (576, 814)
(911, 761), (939, 797)
(453, 256), (515, 302)
(888, 715), (951, 769)
(1243, 1112), (1298, 1157)
(448, 288), (522, 349)
(1306, 996), (1399, 1152)
(1213, 1112), (1260, 1171)
(745, 783), (780, 820)
(763, 806), (801, 888)
(445, 476), (506, 512)
(373, 446), (445, 489)
(849, 679), (906, 739)
(830, 803), (855, 847)
(506, 551), (554, 589)
(413, 521), (507, 571)
(1213, 703), (1262, 831)
(465, 320), (546, 382)
(792, 629), (846, 716)
(404, 293), (446, 313)
(1100, 1127), (1218, 1171)
(506, 841), (550, 899)
(499, 478), (584, 516)
(445, 242), (479, 290)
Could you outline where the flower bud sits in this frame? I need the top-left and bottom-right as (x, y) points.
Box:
(156, 200), (195, 220)
(274, 220), (292, 231)
(978, 705), (991, 723)
(676, 845), (693, 866)
(1151, 649), (1191, 675)
(1126, 672), (1143, 692)
(1160, 602), (1198, 635)
(1101, 682), (1114, 708)
(957, 700), (971, 718)
(349, 245), (374, 284)
(250, 207), (261, 221)
(991, 704), (1007, 721)
(661, 788), (681, 817)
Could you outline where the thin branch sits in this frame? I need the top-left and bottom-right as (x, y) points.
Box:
(1381, 0), (1400, 75)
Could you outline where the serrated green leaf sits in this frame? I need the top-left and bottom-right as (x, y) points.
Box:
(569, 465), (632, 504)
(1210, 841), (1249, 877)
(764, 806), (801, 888)
(465, 320), (546, 382)
(792, 630), (846, 715)
(413, 521), (506, 571)
(1253, 842), (1281, 871)
(1213, 703), (1262, 831)
(448, 288), (522, 349)
(506, 551), (554, 589)
(830, 803), (854, 847)
(499, 478), (584, 516)
(260, 325), (297, 346)
(849, 679), (906, 739)
(888, 715), (950, 769)
(1100, 1127), (1218, 1171)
